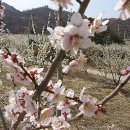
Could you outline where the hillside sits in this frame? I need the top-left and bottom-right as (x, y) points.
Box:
(2, 2), (130, 38)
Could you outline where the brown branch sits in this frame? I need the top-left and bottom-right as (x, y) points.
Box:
(76, 0), (82, 4)
(32, 49), (65, 100)
(99, 74), (130, 106)
(68, 113), (83, 122)
(78, 0), (91, 15)
(12, 111), (26, 130)
(57, 4), (63, 81)
(29, 125), (51, 130)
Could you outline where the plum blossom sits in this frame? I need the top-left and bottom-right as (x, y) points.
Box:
(57, 89), (77, 110)
(29, 68), (43, 78)
(62, 52), (86, 74)
(47, 80), (65, 103)
(79, 87), (98, 117)
(7, 87), (38, 116)
(0, 50), (32, 85)
(48, 13), (92, 55)
(47, 26), (65, 49)
(61, 107), (72, 119)
(87, 13), (109, 35)
(6, 88), (35, 116)
(4, 52), (25, 67)
(62, 12), (92, 54)
(6, 68), (32, 86)
(51, 0), (73, 9)
(0, 50), (25, 72)
(51, 116), (70, 130)
(115, 0), (130, 20)
(4, 104), (21, 125)
(121, 66), (130, 75)
(23, 95), (37, 115)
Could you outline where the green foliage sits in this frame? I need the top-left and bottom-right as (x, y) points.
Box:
(92, 29), (125, 45)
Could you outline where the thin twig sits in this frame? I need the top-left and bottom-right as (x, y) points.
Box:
(29, 125), (51, 130)
(11, 111), (26, 130)
(99, 74), (130, 105)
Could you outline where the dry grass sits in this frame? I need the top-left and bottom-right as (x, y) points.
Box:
(0, 69), (130, 130)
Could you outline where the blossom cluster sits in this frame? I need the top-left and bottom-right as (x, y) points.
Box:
(0, 49), (43, 85)
(48, 12), (108, 55)
(0, 49), (104, 129)
(62, 51), (86, 74)
(4, 78), (104, 130)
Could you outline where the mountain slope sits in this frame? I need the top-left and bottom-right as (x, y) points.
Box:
(2, 2), (130, 39)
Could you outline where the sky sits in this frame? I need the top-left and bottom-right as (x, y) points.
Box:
(2, 0), (119, 18)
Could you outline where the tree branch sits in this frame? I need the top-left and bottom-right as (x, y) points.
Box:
(12, 111), (26, 130)
(78, 0), (91, 15)
(76, 0), (82, 4)
(32, 49), (65, 99)
(99, 74), (130, 105)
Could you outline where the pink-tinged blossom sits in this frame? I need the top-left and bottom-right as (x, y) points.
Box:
(48, 26), (65, 49)
(61, 107), (72, 119)
(11, 87), (38, 115)
(57, 98), (77, 110)
(29, 68), (43, 78)
(121, 66), (130, 75)
(51, 0), (73, 9)
(87, 13), (109, 34)
(79, 87), (98, 117)
(6, 68), (32, 86)
(47, 80), (65, 103)
(62, 52), (86, 74)
(57, 89), (77, 110)
(4, 104), (21, 125)
(51, 116), (70, 130)
(0, 51), (25, 73)
(115, 0), (130, 20)
(62, 13), (92, 54)
(23, 95), (37, 115)
(48, 13), (92, 54)
(4, 52), (25, 67)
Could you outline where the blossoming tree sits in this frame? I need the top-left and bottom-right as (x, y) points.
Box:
(0, 0), (130, 130)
